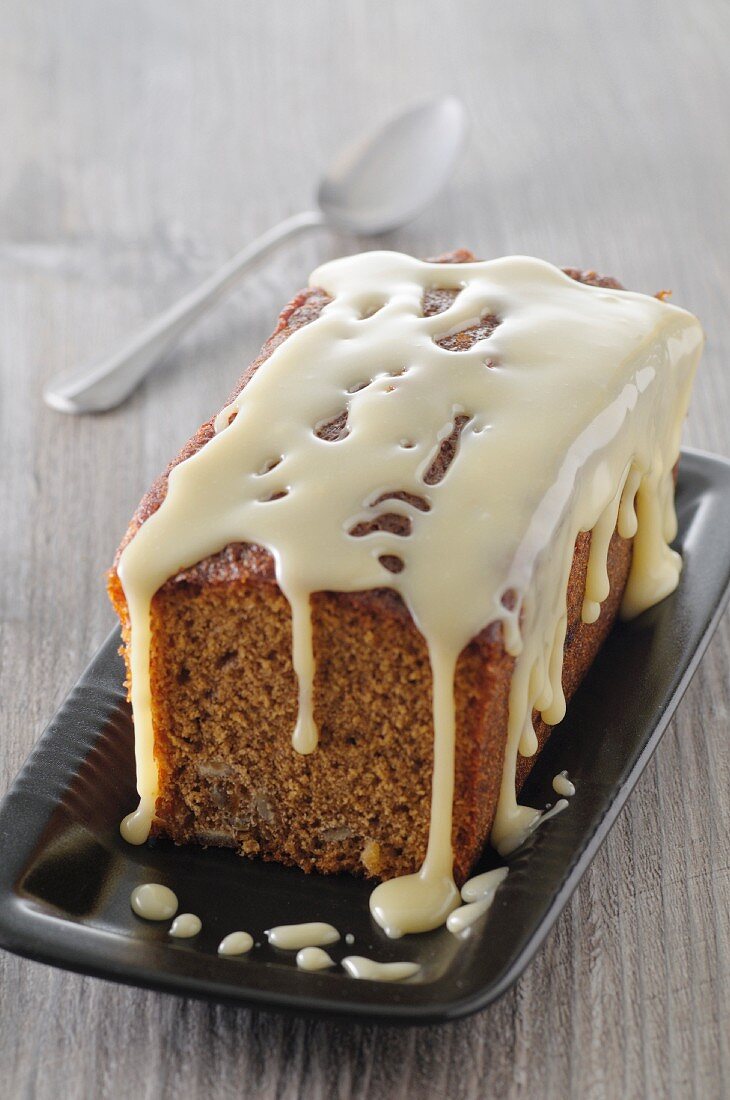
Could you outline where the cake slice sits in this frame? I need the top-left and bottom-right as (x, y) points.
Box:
(108, 250), (702, 937)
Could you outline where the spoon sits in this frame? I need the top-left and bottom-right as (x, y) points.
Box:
(44, 96), (468, 414)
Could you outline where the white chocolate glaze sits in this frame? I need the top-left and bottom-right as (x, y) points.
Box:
(446, 897), (495, 935)
(296, 946), (336, 971)
(116, 252), (703, 936)
(169, 913), (201, 938)
(121, 795), (156, 846)
(341, 956), (420, 982)
(130, 883), (178, 921)
(447, 866), (508, 935)
(497, 798), (570, 857)
(459, 865), (509, 904)
(218, 931), (254, 956)
(265, 922), (340, 949)
(552, 770), (576, 798)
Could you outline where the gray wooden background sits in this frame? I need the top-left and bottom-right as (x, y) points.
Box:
(2, 1), (728, 1097)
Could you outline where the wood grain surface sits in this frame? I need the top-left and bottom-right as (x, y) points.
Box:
(1, 2), (729, 1097)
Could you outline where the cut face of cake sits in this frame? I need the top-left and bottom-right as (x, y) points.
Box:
(108, 250), (703, 938)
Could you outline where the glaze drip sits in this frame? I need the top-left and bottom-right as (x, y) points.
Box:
(447, 866), (508, 935)
(341, 956), (420, 982)
(169, 913), (202, 938)
(296, 947), (336, 971)
(130, 884), (178, 921)
(265, 922), (340, 950)
(552, 771), (576, 798)
(116, 252), (703, 937)
(218, 931), (254, 956)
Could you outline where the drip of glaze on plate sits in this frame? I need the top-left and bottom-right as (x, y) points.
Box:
(116, 252), (703, 938)
(218, 931), (254, 956)
(496, 798), (570, 857)
(553, 770), (576, 798)
(447, 866), (508, 936)
(265, 922), (340, 949)
(169, 913), (202, 938)
(296, 947), (336, 971)
(121, 795), (157, 846)
(130, 883), (178, 921)
(341, 956), (420, 982)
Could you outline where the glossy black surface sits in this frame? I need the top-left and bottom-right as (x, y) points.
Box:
(1, 449), (729, 1024)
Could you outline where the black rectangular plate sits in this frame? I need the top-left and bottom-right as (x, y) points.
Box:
(1, 448), (729, 1025)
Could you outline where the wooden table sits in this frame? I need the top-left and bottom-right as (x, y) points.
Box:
(2, 2), (728, 1096)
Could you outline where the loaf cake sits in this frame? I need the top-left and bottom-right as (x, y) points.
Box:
(109, 249), (703, 938)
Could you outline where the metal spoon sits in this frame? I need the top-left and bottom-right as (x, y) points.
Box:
(44, 96), (468, 414)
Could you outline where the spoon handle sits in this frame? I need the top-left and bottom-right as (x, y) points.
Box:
(43, 209), (327, 414)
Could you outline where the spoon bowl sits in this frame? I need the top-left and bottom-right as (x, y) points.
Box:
(317, 96), (468, 234)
